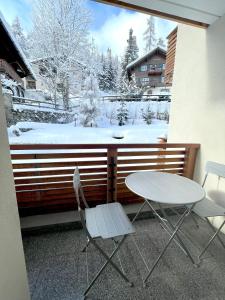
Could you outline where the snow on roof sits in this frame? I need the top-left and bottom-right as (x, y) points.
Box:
(126, 47), (166, 70)
(0, 11), (36, 80)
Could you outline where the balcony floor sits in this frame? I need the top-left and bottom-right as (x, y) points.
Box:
(23, 214), (225, 300)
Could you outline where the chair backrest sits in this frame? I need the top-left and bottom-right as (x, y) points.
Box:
(73, 167), (89, 209)
(203, 161), (225, 187)
(206, 161), (225, 178)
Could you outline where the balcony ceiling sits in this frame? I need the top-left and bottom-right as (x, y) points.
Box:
(97, 0), (225, 27)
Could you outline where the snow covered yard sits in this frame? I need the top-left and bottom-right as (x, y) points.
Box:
(8, 120), (168, 144)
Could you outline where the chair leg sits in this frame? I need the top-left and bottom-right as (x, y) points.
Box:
(206, 218), (225, 249)
(189, 212), (199, 228)
(170, 206), (199, 228)
(131, 201), (147, 223)
(84, 235), (133, 297)
(81, 238), (90, 253)
(198, 220), (225, 262)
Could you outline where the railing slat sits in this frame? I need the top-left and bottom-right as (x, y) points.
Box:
(10, 143), (200, 216)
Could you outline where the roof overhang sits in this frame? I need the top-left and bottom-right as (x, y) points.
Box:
(0, 12), (36, 79)
(95, 0), (225, 28)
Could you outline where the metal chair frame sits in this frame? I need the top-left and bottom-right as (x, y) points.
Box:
(193, 161), (225, 262)
(73, 167), (134, 297)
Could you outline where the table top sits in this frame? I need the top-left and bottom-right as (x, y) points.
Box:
(125, 172), (205, 205)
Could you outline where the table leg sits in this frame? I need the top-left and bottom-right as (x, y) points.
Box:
(158, 203), (196, 264)
(143, 207), (196, 286)
(145, 200), (192, 258)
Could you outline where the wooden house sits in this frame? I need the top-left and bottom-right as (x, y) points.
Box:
(126, 47), (167, 93)
(0, 12), (36, 96)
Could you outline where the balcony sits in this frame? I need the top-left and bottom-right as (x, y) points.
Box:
(23, 204), (225, 299)
(148, 68), (163, 75)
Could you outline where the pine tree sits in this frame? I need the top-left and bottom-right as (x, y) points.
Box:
(157, 37), (166, 49)
(80, 39), (100, 127)
(119, 28), (139, 95)
(11, 16), (29, 57)
(143, 16), (157, 53)
(142, 105), (154, 124)
(122, 28), (139, 74)
(117, 101), (128, 126)
(98, 49), (118, 93)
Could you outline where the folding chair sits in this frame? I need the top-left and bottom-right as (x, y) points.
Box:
(190, 161), (225, 262)
(73, 167), (135, 297)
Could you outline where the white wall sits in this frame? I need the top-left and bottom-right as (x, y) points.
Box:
(169, 15), (225, 230)
(0, 83), (30, 300)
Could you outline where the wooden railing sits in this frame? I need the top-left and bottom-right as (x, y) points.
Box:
(10, 143), (200, 216)
(12, 96), (66, 111)
(102, 94), (171, 102)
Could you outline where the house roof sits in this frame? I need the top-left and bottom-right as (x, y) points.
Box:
(0, 11), (36, 80)
(126, 47), (166, 70)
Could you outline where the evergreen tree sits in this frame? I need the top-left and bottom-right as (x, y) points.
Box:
(142, 105), (154, 124)
(11, 16), (29, 57)
(98, 49), (118, 93)
(98, 53), (107, 91)
(157, 37), (166, 49)
(117, 101), (128, 126)
(80, 39), (100, 127)
(119, 28), (139, 95)
(143, 16), (157, 53)
(121, 28), (139, 75)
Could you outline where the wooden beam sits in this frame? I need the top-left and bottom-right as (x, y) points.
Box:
(94, 0), (209, 28)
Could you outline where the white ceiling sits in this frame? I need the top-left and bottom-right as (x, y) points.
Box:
(119, 0), (225, 25)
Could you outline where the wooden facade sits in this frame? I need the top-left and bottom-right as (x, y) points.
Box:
(0, 14), (36, 92)
(10, 143), (200, 216)
(127, 47), (166, 91)
(165, 27), (178, 86)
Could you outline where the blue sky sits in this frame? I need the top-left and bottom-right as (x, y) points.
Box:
(0, 0), (176, 56)
(0, 0), (131, 31)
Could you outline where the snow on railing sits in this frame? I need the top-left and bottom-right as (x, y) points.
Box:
(101, 94), (171, 102)
(12, 96), (66, 111)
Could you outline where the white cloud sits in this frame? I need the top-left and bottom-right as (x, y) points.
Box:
(91, 11), (176, 57)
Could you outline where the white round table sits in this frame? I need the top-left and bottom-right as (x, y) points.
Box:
(125, 171), (205, 205)
(125, 171), (205, 285)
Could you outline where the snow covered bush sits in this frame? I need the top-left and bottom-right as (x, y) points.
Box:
(163, 110), (170, 123)
(80, 70), (100, 127)
(8, 125), (22, 137)
(117, 101), (128, 126)
(0, 74), (22, 95)
(80, 102), (98, 127)
(142, 105), (154, 125)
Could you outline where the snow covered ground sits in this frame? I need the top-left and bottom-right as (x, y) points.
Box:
(8, 120), (168, 144)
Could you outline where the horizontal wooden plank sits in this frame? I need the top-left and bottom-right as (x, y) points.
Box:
(10, 143), (200, 150)
(118, 150), (185, 157)
(12, 159), (107, 169)
(13, 167), (108, 177)
(14, 173), (107, 184)
(117, 157), (184, 165)
(15, 179), (107, 192)
(11, 152), (107, 160)
(117, 163), (184, 172)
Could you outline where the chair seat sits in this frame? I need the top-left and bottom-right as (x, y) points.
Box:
(85, 202), (135, 239)
(190, 196), (225, 218)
